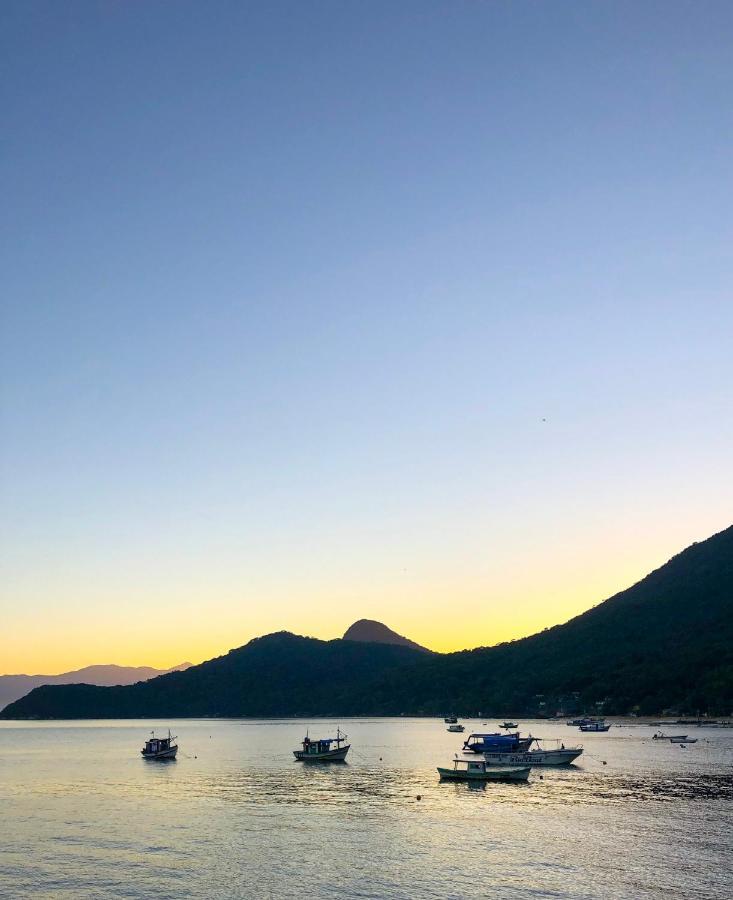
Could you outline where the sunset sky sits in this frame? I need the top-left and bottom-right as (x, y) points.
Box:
(2, 2), (732, 674)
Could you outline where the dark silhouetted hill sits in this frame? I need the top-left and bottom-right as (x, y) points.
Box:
(3, 525), (731, 718)
(343, 619), (432, 652)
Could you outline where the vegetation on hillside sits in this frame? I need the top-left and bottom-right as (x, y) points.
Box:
(3, 526), (731, 719)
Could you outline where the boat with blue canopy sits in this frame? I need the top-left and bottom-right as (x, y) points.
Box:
(141, 729), (178, 760)
(462, 732), (533, 753)
(293, 728), (350, 761)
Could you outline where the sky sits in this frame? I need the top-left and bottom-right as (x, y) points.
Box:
(1, 1), (732, 674)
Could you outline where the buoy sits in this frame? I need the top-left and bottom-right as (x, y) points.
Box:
(416, 795), (422, 801)
(602, 761), (607, 765)
(539, 775), (543, 780)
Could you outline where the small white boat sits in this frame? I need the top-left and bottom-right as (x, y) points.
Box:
(447, 724), (465, 733)
(437, 758), (531, 782)
(670, 736), (697, 744)
(141, 730), (178, 760)
(653, 732), (688, 741)
(500, 721), (518, 729)
(579, 722), (611, 732)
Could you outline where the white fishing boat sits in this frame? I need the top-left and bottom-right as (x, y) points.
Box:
(579, 721), (610, 732)
(293, 728), (350, 761)
(447, 723), (465, 733)
(670, 736), (697, 744)
(481, 738), (583, 767)
(141, 729), (178, 760)
(437, 758), (531, 782)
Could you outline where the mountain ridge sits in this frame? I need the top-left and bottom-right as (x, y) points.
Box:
(3, 525), (731, 718)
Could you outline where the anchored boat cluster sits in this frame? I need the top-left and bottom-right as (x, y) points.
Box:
(139, 722), (588, 786)
(437, 724), (584, 783)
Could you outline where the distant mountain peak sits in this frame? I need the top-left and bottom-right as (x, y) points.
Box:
(342, 619), (432, 653)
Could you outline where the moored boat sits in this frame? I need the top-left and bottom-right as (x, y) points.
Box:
(482, 738), (583, 767)
(653, 732), (688, 741)
(579, 722), (611, 732)
(447, 724), (465, 733)
(463, 732), (533, 753)
(444, 715), (458, 724)
(141, 730), (178, 760)
(438, 759), (531, 782)
(500, 721), (518, 729)
(293, 728), (350, 761)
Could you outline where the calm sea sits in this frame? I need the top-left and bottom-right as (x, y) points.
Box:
(1, 718), (731, 899)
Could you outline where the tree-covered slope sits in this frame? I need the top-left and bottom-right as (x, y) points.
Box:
(3, 525), (731, 718)
(370, 524), (733, 716)
(0, 633), (425, 718)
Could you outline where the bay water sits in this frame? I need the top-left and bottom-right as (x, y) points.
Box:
(1, 718), (730, 898)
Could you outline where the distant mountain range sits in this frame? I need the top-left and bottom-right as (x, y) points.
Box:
(0, 663), (192, 710)
(3, 525), (732, 718)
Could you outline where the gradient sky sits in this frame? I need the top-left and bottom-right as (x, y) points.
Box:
(2, 1), (732, 674)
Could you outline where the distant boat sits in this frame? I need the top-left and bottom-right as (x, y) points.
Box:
(482, 738), (583, 767)
(444, 716), (458, 724)
(438, 759), (531, 782)
(463, 732), (534, 753)
(653, 732), (689, 741)
(671, 737), (697, 744)
(568, 717), (604, 727)
(579, 722), (610, 732)
(293, 728), (350, 761)
(141, 729), (178, 760)
(500, 721), (518, 730)
(446, 724), (465, 733)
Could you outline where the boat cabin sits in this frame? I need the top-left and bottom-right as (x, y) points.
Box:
(144, 736), (172, 754)
(300, 737), (340, 755)
(462, 732), (532, 753)
(452, 758), (489, 774)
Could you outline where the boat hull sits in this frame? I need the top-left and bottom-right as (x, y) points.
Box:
(437, 765), (530, 783)
(294, 745), (350, 761)
(579, 725), (610, 732)
(141, 746), (178, 760)
(482, 748), (583, 766)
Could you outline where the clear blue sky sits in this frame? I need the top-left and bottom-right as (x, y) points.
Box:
(2, 1), (732, 672)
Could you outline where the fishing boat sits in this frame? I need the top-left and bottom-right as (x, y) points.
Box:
(671, 737), (697, 744)
(444, 715), (458, 724)
(652, 732), (688, 741)
(568, 717), (604, 727)
(438, 758), (531, 782)
(446, 724), (465, 733)
(141, 730), (178, 760)
(579, 722), (611, 732)
(500, 721), (518, 730)
(462, 732), (534, 753)
(482, 738), (583, 767)
(293, 728), (350, 761)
